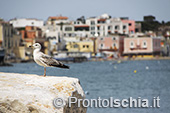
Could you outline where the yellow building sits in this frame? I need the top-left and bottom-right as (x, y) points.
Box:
(23, 39), (49, 60)
(0, 22), (23, 60)
(66, 41), (94, 53)
(0, 24), (3, 47)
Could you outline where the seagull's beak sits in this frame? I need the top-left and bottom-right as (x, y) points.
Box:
(29, 45), (33, 48)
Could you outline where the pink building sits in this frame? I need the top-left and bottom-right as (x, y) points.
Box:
(97, 35), (125, 57)
(123, 37), (161, 56)
(122, 20), (135, 34)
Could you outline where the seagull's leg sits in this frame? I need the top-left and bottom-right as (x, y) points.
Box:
(44, 67), (46, 77)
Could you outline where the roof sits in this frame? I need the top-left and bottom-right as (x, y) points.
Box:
(97, 19), (106, 21)
(48, 16), (68, 20)
(10, 18), (43, 21)
(74, 25), (89, 27)
(0, 21), (9, 24)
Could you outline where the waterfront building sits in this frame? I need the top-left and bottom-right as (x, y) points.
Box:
(97, 35), (125, 58)
(0, 21), (22, 60)
(66, 40), (94, 53)
(123, 37), (161, 58)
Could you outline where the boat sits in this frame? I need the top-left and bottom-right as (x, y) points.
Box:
(0, 48), (5, 63)
(53, 52), (89, 63)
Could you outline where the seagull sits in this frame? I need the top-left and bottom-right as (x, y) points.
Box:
(29, 43), (69, 77)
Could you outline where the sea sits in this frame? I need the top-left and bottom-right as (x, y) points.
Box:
(0, 60), (170, 113)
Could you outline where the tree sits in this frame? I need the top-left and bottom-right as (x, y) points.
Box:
(166, 21), (170, 26)
(0, 18), (4, 21)
(141, 20), (161, 32)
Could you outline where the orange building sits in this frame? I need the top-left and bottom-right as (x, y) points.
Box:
(20, 26), (42, 42)
(47, 16), (68, 25)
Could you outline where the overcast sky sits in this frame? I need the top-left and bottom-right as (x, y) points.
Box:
(0, 0), (169, 22)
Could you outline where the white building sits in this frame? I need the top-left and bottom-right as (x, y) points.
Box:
(42, 14), (130, 53)
(10, 18), (44, 28)
(86, 14), (129, 37)
(45, 14), (129, 39)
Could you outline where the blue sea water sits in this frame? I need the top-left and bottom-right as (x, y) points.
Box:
(0, 60), (170, 113)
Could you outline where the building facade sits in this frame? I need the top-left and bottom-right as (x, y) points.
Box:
(97, 35), (125, 57)
(10, 18), (44, 28)
(0, 21), (22, 59)
(86, 14), (129, 37)
(66, 41), (94, 53)
(123, 37), (161, 57)
(122, 19), (135, 34)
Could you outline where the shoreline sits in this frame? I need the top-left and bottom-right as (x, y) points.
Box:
(90, 56), (170, 62)
(0, 56), (169, 65)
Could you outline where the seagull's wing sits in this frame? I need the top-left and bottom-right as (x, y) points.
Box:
(40, 54), (69, 69)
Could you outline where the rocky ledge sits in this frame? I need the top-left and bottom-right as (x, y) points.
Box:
(0, 72), (87, 113)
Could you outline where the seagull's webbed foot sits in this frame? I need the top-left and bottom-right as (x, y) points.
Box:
(43, 67), (46, 77)
(39, 75), (44, 77)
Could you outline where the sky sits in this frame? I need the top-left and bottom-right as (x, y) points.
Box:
(0, 0), (170, 22)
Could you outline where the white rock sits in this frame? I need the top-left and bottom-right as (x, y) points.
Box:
(0, 72), (87, 113)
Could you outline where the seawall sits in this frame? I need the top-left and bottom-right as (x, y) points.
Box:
(0, 72), (87, 113)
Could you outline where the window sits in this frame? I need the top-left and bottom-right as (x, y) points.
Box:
(113, 43), (116, 47)
(108, 26), (111, 30)
(65, 27), (72, 31)
(91, 21), (95, 25)
(83, 45), (85, 48)
(52, 36), (56, 39)
(135, 28), (139, 32)
(87, 45), (89, 48)
(4, 30), (6, 37)
(72, 33), (75, 37)
(130, 41), (134, 48)
(74, 44), (79, 48)
(123, 25), (126, 29)
(100, 37), (103, 40)
(143, 41), (147, 48)
(112, 37), (116, 40)
(91, 27), (95, 30)
(97, 26), (100, 30)
(98, 20), (105, 24)
(75, 27), (89, 31)
(100, 44), (103, 48)
(68, 33), (72, 37)
(115, 25), (119, 30)
(91, 32), (95, 35)
(129, 23), (132, 26)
